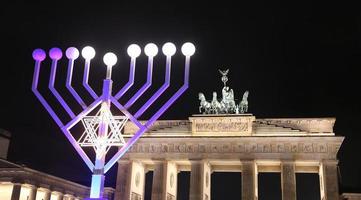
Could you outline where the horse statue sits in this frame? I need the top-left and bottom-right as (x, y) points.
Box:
(198, 93), (212, 114)
(239, 90), (249, 113)
(221, 86), (236, 113)
(211, 92), (222, 114)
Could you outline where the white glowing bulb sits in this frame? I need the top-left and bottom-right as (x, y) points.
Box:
(66, 47), (80, 60)
(181, 42), (195, 56)
(127, 44), (141, 58)
(81, 46), (96, 60)
(162, 42), (176, 56)
(144, 43), (158, 57)
(103, 52), (117, 66)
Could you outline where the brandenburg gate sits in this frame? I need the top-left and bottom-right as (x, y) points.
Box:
(115, 115), (343, 200)
(114, 70), (343, 200)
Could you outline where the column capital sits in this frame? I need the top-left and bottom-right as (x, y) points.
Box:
(241, 159), (256, 164)
(151, 158), (167, 163)
(38, 187), (51, 192)
(117, 159), (130, 164)
(321, 159), (339, 165)
(189, 159), (207, 164)
(281, 159), (296, 163)
(11, 182), (22, 186)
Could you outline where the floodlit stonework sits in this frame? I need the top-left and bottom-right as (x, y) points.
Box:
(0, 159), (115, 200)
(116, 114), (344, 200)
(0, 130), (115, 200)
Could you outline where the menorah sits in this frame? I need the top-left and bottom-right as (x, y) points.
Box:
(31, 42), (195, 199)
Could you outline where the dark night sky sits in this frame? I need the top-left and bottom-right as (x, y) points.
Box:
(1, 1), (361, 199)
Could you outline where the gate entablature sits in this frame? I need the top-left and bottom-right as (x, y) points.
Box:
(124, 115), (336, 137)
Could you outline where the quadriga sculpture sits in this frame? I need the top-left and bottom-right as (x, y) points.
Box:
(198, 69), (249, 114)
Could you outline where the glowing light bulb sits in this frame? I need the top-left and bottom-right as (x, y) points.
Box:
(49, 47), (63, 60)
(81, 46), (96, 60)
(32, 49), (46, 61)
(162, 42), (176, 56)
(181, 42), (195, 56)
(127, 44), (141, 58)
(144, 43), (158, 57)
(103, 52), (117, 66)
(66, 47), (80, 60)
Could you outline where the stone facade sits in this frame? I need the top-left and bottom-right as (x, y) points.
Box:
(0, 159), (115, 200)
(116, 115), (345, 200)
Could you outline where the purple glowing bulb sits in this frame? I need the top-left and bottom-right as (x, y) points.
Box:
(49, 47), (63, 60)
(66, 47), (80, 60)
(32, 49), (46, 61)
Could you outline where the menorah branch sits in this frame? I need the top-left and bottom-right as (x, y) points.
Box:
(124, 56), (154, 109)
(66, 57), (87, 109)
(145, 56), (190, 128)
(82, 59), (99, 99)
(114, 57), (136, 100)
(134, 56), (172, 119)
(48, 57), (76, 118)
(32, 58), (64, 127)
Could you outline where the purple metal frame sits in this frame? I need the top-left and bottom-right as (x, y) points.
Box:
(124, 57), (154, 109)
(83, 59), (99, 99)
(114, 57), (136, 100)
(31, 43), (193, 198)
(66, 58), (87, 109)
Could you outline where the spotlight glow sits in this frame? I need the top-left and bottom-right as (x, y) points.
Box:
(66, 47), (80, 60)
(144, 43), (158, 57)
(81, 46), (96, 60)
(181, 42), (196, 56)
(162, 42), (176, 56)
(127, 44), (141, 58)
(103, 52), (117, 66)
(49, 48), (63, 60)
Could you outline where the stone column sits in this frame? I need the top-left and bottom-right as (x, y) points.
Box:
(11, 183), (21, 200)
(281, 161), (296, 200)
(163, 162), (178, 200)
(241, 160), (257, 200)
(28, 185), (38, 200)
(152, 161), (165, 200)
(189, 160), (211, 200)
(64, 194), (75, 200)
(115, 160), (145, 200)
(115, 161), (131, 200)
(43, 188), (51, 200)
(57, 192), (64, 200)
(320, 160), (339, 200)
(150, 161), (178, 200)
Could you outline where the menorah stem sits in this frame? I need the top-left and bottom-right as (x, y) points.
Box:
(124, 57), (154, 109)
(90, 78), (112, 198)
(114, 57), (136, 100)
(83, 59), (99, 99)
(90, 105), (107, 198)
(134, 56), (172, 119)
(66, 59), (87, 109)
(32, 60), (64, 127)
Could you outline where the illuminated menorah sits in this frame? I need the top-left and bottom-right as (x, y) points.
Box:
(31, 42), (195, 199)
